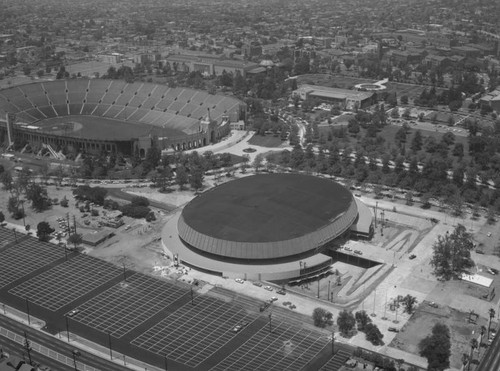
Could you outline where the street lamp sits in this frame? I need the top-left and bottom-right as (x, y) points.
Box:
(72, 350), (81, 371)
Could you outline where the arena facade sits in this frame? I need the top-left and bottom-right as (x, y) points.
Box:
(162, 173), (374, 281)
(0, 80), (246, 156)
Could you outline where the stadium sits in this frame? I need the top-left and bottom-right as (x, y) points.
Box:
(162, 173), (374, 281)
(0, 80), (246, 157)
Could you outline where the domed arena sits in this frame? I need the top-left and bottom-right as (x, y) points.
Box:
(163, 173), (373, 281)
(0, 80), (245, 156)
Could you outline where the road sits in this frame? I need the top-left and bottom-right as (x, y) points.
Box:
(477, 331), (500, 371)
(0, 315), (127, 371)
(104, 187), (177, 212)
(0, 335), (73, 371)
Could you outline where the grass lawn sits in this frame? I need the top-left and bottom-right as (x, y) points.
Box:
(248, 134), (284, 148)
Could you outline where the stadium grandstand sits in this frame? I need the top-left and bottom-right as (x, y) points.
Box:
(0, 80), (246, 157)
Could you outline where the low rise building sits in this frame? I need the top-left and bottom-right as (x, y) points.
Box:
(293, 84), (374, 110)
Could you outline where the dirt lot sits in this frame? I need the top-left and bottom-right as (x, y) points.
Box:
(390, 301), (492, 369)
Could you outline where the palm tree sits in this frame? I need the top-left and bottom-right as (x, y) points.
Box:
(480, 325), (487, 348)
(462, 353), (469, 369)
(468, 338), (478, 371)
(488, 308), (496, 338)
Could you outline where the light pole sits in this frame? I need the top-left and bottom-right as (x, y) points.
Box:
(65, 316), (70, 342)
(371, 289), (377, 317)
(20, 200), (25, 227)
(164, 354), (168, 371)
(72, 349), (81, 371)
(331, 329), (335, 355)
(25, 297), (31, 325)
(108, 331), (113, 360)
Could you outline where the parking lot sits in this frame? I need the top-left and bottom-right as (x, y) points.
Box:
(210, 320), (329, 371)
(72, 273), (188, 337)
(131, 295), (257, 367)
(0, 234), (64, 289)
(8, 254), (121, 311)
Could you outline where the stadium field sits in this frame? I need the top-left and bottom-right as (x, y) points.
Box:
(32, 115), (180, 140)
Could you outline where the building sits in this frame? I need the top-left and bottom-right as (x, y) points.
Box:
(82, 229), (115, 247)
(293, 84), (374, 110)
(165, 53), (260, 77)
(101, 53), (122, 64)
(16, 46), (39, 63)
(480, 89), (500, 112)
(242, 43), (262, 58)
(162, 174), (373, 281)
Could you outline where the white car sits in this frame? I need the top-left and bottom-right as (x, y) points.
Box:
(235, 278), (244, 284)
(67, 309), (80, 317)
(264, 286), (273, 292)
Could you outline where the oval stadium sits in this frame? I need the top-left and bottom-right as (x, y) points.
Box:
(0, 80), (246, 156)
(163, 173), (374, 281)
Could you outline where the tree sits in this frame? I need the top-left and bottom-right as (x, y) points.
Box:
(37, 221), (55, 242)
(402, 295), (417, 314)
(430, 224), (474, 280)
(131, 196), (149, 207)
(355, 310), (372, 332)
(26, 183), (50, 212)
(189, 166), (204, 190)
(175, 165), (188, 190)
(252, 153), (265, 172)
(419, 323), (451, 371)
(67, 233), (83, 249)
(312, 307), (334, 328)
(0, 211), (4, 223)
(364, 323), (384, 345)
(0, 171), (13, 191)
(337, 310), (356, 337)
(410, 130), (423, 152)
(60, 196), (69, 208)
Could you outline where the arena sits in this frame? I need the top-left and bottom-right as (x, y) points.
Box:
(162, 173), (374, 281)
(0, 80), (246, 156)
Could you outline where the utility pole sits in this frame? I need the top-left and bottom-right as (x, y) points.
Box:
(73, 215), (77, 235)
(23, 331), (33, 366)
(164, 354), (168, 371)
(268, 313), (272, 333)
(66, 213), (71, 237)
(328, 281), (331, 301)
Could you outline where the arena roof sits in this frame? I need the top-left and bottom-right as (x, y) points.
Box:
(178, 174), (358, 260)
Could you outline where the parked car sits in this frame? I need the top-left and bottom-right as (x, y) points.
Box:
(67, 309), (80, 317)
(409, 254), (417, 260)
(277, 289), (286, 295)
(428, 302), (438, 308)
(232, 325), (242, 333)
(264, 286), (273, 292)
(253, 282), (263, 287)
(235, 278), (244, 284)
(388, 327), (399, 332)
(354, 250), (363, 255)
(270, 296), (278, 302)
